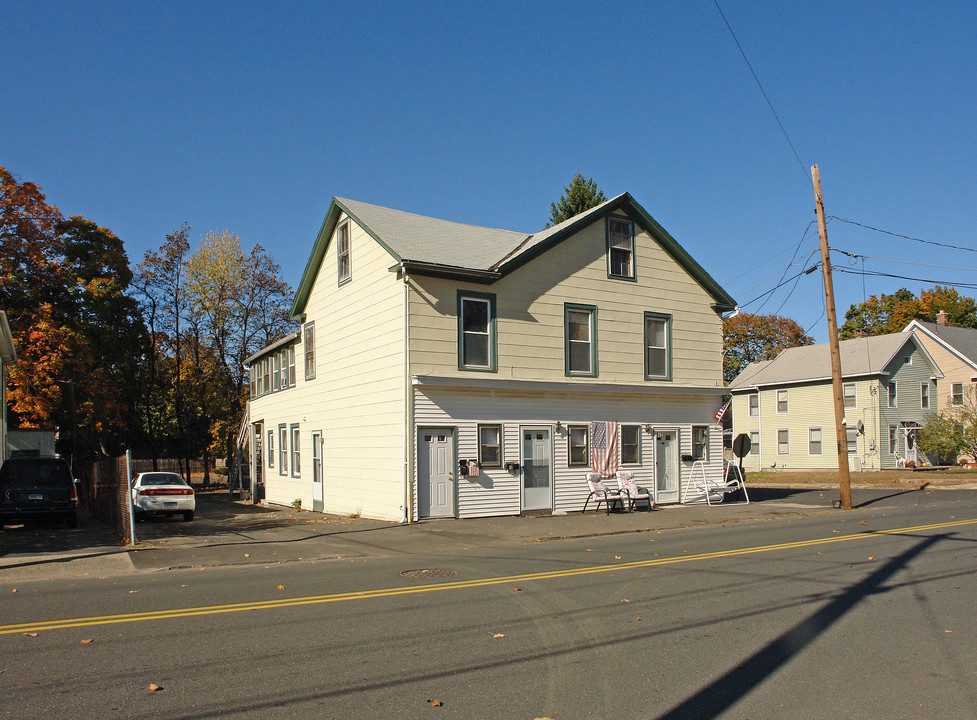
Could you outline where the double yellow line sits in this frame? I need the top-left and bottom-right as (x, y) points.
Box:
(3, 518), (975, 636)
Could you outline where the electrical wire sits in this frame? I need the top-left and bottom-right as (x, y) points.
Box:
(712, 0), (811, 186)
(827, 216), (977, 255)
(753, 218), (819, 314)
(738, 266), (817, 310)
(773, 248), (822, 315)
(831, 248), (977, 273)
(832, 266), (977, 291)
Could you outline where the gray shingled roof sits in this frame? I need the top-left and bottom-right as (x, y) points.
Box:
(728, 332), (928, 389)
(337, 197), (530, 271)
(910, 320), (977, 366)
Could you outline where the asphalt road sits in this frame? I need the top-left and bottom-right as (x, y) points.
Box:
(2, 491), (976, 719)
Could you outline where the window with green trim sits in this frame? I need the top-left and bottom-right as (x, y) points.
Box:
(337, 221), (351, 285)
(458, 293), (496, 371)
(565, 305), (597, 376)
(644, 313), (670, 379)
(607, 216), (635, 279)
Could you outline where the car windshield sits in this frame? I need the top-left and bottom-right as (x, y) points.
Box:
(0, 459), (72, 488)
(140, 473), (188, 486)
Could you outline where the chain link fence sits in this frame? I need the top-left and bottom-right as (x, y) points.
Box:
(75, 452), (134, 544)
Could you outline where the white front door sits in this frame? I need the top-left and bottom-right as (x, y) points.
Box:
(418, 428), (455, 518)
(311, 431), (323, 512)
(521, 427), (553, 511)
(655, 429), (679, 504)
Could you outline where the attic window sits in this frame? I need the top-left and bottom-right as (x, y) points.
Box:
(607, 217), (635, 279)
(337, 221), (351, 285)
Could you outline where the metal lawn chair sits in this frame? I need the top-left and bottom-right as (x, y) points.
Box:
(582, 472), (624, 514)
(615, 471), (653, 511)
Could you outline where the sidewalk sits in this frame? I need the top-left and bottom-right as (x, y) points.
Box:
(0, 482), (964, 584)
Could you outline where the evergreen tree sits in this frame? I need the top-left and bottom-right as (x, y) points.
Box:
(545, 173), (607, 228)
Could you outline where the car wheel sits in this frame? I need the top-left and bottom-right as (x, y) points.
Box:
(183, 511), (194, 522)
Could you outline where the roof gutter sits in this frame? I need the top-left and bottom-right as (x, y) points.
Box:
(399, 260), (500, 284)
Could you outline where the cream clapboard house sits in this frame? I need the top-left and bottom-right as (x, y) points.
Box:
(244, 193), (736, 521)
(0, 311), (16, 462)
(729, 332), (942, 472)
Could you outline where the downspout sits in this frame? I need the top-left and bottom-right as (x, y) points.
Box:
(402, 265), (414, 523)
(757, 388), (763, 473)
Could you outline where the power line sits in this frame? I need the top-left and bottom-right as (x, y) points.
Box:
(832, 266), (977, 291)
(828, 216), (977, 255)
(712, 0), (810, 186)
(831, 248), (977, 273)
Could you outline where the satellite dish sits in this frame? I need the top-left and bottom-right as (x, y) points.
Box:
(856, 420), (865, 434)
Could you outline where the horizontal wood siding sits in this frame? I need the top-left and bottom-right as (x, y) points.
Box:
(251, 213), (406, 521)
(879, 344), (940, 468)
(912, 333), (972, 412)
(408, 211), (723, 387)
(413, 386), (724, 518)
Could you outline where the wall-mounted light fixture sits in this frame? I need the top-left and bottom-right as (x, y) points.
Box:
(643, 424), (653, 433)
(555, 421), (563, 432)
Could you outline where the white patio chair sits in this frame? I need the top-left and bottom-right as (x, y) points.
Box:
(615, 471), (653, 512)
(582, 472), (624, 514)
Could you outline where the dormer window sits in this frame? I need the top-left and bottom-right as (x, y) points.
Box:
(607, 216), (635, 279)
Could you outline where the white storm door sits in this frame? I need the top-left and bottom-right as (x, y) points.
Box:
(418, 429), (455, 518)
(521, 427), (553, 511)
(656, 430), (679, 504)
(311, 431), (323, 512)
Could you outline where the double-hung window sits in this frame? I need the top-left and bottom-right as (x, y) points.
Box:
(843, 383), (856, 409)
(748, 393), (759, 416)
(692, 426), (708, 460)
(749, 431), (760, 456)
(888, 425), (898, 454)
(290, 424), (300, 478)
(846, 427), (858, 455)
(951, 382), (963, 405)
(267, 429), (274, 468)
(287, 346), (296, 387)
(272, 353), (280, 391)
(808, 428), (822, 455)
(337, 221), (351, 285)
(777, 389), (789, 413)
(565, 305), (597, 376)
(568, 425), (589, 466)
(304, 322), (315, 380)
(607, 216), (635, 279)
(621, 425), (641, 464)
(279, 425), (288, 475)
(777, 429), (789, 455)
(920, 382), (930, 410)
(887, 382), (897, 408)
(458, 293), (496, 371)
(478, 425), (502, 467)
(644, 313), (670, 380)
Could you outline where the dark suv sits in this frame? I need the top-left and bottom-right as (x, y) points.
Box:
(0, 456), (78, 528)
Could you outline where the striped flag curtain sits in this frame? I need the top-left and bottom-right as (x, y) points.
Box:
(590, 421), (619, 478)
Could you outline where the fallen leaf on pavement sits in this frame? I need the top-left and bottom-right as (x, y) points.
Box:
(636, 617), (642, 621)
(24, 633), (38, 638)
(80, 639), (94, 645)
(277, 585), (285, 590)
(621, 599), (630, 603)
(244, 554), (250, 558)
(614, 555), (622, 560)
(129, 590), (139, 594)
(11, 589), (16, 593)
(148, 684), (163, 692)
(513, 587), (521, 591)
(868, 555), (874, 561)
(860, 521), (868, 525)
(493, 633), (505, 639)
(426, 698), (443, 706)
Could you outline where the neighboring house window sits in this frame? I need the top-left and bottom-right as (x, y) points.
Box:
(843, 383), (856, 409)
(250, 366), (257, 398)
(750, 431), (760, 456)
(920, 382), (930, 410)
(287, 346), (296, 387)
(621, 425), (641, 464)
(777, 429), (789, 455)
(888, 382), (897, 408)
(568, 425), (589, 466)
(847, 427), (858, 455)
(458, 293), (496, 371)
(809, 428), (822, 455)
(777, 389), (788, 414)
(607, 216), (635, 279)
(478, 425), (502, 467)
(279, 425), (288, 475)
(565, 305), (597, 376)
(889, 425), (898, 455)
(267, 429), (274, 468)
(304, 322), (316, 380)
(692, 426), (708, 460)
(263, 358), (271, 395)
(644, 313), (670, 379)
(951, 382), (963, 405)
(337, 221), (351, 285)
(290, 424), (300, 478)
(272, 353), (280, 391)
(748, 393), (759, 417)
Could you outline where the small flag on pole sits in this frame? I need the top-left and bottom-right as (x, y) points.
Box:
(715, 401), (730, 423)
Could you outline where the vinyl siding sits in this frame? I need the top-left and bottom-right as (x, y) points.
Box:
(408, 211), (723, 386)
(250, 212), (406, 521)
(911, 333), (972, 413)
(413, 385), (724, 518)
(878, 344), (939, 469)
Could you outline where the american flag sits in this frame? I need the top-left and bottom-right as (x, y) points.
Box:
(590, 421), (619, 478)
(715, 401), (730, 423)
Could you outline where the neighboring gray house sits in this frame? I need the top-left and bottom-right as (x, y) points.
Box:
(903, 316), (977, 412)
(243, 193), (737, 521)
(0, 311), (17, 463)
(729, 332), (942, 472)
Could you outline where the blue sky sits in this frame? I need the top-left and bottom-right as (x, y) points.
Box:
(3, 1), (975, 342)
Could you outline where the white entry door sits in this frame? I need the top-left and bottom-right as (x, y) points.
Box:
(418, 428), (455, 518)
(311, 431), (323, 512)
(655, 429), (679, 504)
(521, 427), (553, 511)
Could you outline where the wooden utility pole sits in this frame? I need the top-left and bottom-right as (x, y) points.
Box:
(812, 164), (852, 509)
